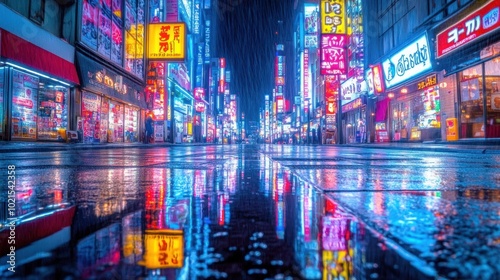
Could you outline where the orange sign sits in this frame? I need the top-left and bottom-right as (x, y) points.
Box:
(147, 23), (186, 60)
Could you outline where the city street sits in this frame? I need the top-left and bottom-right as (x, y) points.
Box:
(1, 144), (500, 279)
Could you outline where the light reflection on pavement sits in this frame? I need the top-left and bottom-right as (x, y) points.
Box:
(0, 144), (499, 279)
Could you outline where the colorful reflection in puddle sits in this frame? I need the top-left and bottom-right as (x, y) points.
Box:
(0, 150), (433, 279)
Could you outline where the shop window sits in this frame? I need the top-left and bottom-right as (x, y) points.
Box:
(485, 58), (500, 138)
(37, 82), (69, 141)
(459, 64), (484, 138)
(81, 91), (102, 143)
(11, 69), (39, 140)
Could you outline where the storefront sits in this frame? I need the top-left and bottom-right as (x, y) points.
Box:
(342, 97), (367, 143)
(0, 29), (80, 141)
(76, 52), (147, 144)
(388, 73), (442, 141)
(167, 62), (193, 143)
(435, 0), (500, 140)
(381, 33), (437, 142)
(340, 77), (368, 144)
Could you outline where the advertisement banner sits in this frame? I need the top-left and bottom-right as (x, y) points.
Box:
(147, 22), (186, 60)
(320, 34), (347, 75)
(436, 0), (500, 58)
(382, 34), (432, 89)
(304, 3), (319, 48)
(320, 0), (346, 34)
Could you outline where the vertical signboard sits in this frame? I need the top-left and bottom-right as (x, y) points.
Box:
(219, 58), (225, 93)
(320, 34), (347, 75)
(193, 0), (201, 35)
(204, 20), (211, 63)
(320, 0), (346, 34)
(303, 49), (310, 100)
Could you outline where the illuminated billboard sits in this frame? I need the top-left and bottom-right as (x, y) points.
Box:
(320, 0), (346, 34)
(147, 23), (186, 60)
(382, 34), (432, 89)
(320, 34), (347, 75)
(304, 4), (319, 48)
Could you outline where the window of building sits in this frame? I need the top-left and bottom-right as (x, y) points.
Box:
(81, 0), (144, 79)
(29, 0), (45, 25)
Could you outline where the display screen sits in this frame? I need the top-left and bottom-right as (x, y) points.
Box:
(11, 70), (39, 139)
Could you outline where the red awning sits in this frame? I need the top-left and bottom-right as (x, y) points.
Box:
(1, 30), (79, 85)
(375, 98), (389, 122)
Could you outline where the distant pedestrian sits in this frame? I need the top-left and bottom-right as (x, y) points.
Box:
(145, 113), (154, 144)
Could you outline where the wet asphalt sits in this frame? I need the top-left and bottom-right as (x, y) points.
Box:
(0, 144), (499, 279)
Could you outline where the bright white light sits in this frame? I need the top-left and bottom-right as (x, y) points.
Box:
(5, 62), (71, 86)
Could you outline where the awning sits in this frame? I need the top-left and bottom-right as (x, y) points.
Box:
(1, 29), (79, 85)
(375, 98), (389, 122)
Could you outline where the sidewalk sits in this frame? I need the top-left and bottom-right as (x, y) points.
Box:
(342, 138), (500, 154)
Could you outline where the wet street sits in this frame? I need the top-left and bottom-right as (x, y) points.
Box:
(1, 144), (500, 279)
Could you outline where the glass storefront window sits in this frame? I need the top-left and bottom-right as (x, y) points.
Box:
(415, 87), (441, 129)
(124, 105), (138, 142)
(109, 100), (124, 142)
(485, 58), (500, 138)
(37, 83), (69, 141)
(101, 98), (110, 142)
(82, 91), (102, 143)
(459, 64), (484, 138)
(11, 69), (39, 139)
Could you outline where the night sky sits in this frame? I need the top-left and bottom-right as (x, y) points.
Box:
(216, 0), (294, 122)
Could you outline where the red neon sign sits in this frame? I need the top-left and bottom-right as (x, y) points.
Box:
(436, 0), (500, 58)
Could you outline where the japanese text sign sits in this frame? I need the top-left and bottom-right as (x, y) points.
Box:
(147, 23), (186, 60)
(321, 34), (347, 75)
(437, 0), (500, 58)
(321, 0), (346, 34)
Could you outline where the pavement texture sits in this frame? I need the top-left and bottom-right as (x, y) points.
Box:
(0, 139), (499, 153)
